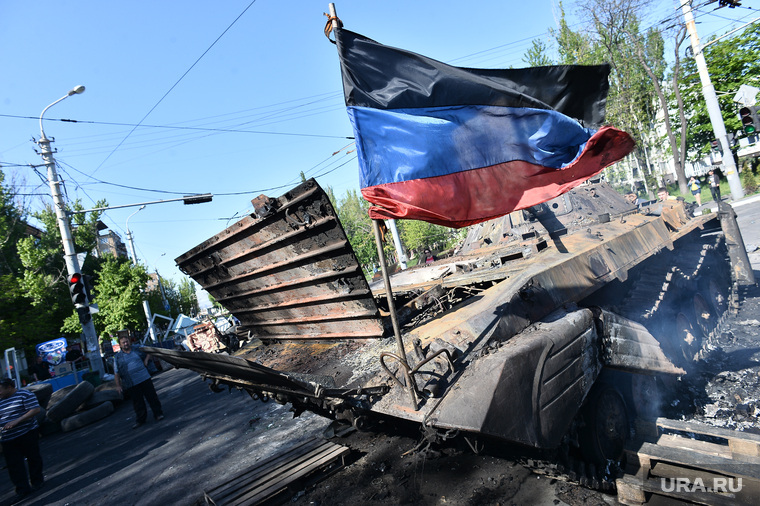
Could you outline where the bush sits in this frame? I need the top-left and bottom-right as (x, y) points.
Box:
(741, 163), (759, 194)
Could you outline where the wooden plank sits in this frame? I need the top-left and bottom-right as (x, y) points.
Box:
(621, 418), (760, 504)
(616, 473), (647, 505)
(204, 439), (349, 506)
(636, 441), (760, 479)
(637, 477), (740, 506)
(656, 417), (760, 445)
(656, 434), (731, 459)
(206, 438), (325, 498)
(215, 443), (341, 504)
(237, 444), (348, 505)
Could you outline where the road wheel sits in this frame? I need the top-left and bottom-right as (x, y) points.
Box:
(580, 385), (629, 466)
(706, 276), (728, 315)
(675, 311), (703, 365)
(693, 292), (718, 340)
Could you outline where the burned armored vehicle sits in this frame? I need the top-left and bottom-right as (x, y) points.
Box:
(149, 178), (743, 477)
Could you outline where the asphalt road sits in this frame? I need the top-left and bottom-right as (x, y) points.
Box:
(0, 367), (331, 506)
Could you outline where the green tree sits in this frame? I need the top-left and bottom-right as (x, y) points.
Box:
(0, 170), (35, 351)
(334, 188), (378, 271)
(523, 39), (554, 66)
(177, 278), (199, 316)
(74, 255), (149, 336)
(398, 220), (448, 257)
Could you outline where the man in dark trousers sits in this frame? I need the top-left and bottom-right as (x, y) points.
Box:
(27, 356), (52, 382)
(0, 378), (44, 501)
(114, 336), (164, 429)
(709, 169), (721, 203)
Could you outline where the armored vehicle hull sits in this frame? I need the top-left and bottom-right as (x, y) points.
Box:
(149, 178), (739, 469)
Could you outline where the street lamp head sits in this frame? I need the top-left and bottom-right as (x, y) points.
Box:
(40, 85), (87, 139)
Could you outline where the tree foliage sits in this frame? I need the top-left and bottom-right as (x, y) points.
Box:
(681, 22), (760, 158)
(64, 255), (149, 337)
(523, 39), (553, 66)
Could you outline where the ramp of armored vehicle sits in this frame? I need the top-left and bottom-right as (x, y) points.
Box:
(175, 179), (384, 342)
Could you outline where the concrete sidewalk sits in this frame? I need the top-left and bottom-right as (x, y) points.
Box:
(0, 367), (331, 506)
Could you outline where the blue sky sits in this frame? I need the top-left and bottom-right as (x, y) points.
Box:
(1, 0), (756, 290)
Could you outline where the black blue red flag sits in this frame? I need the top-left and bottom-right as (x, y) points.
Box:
(334, 28), (635, 228)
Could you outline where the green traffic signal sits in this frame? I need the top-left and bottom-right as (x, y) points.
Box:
(740, 106), (758, 134)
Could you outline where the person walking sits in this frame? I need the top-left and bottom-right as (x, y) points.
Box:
(689, 176), (702, 206)
(709, 170), (721, 203)
(0, 378), (44, 501)
(27, 356), (52, 382)
(114, 336), (164, 429)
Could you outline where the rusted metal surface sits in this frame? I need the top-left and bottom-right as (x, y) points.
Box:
(175, 179), (384, 341)
(718, 201), (756, 286)
(601, 311), (685, 376)
(421, 308), (600, 447)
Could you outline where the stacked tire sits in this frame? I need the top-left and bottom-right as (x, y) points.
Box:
(42, 380), (123, 433)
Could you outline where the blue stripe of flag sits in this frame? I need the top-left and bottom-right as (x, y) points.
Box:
(348, 105), (596, 189)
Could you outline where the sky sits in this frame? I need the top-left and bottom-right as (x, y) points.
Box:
(1, 0), (757, 298)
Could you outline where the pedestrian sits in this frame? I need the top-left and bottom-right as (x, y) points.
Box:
(0, 378), (44, 501)
(625, 192), (645, 206)
(27, 356), (52, 382)
(709, 169), (721, 203)
(114, 336), (164, 429)
(657, 187), (676, 202)
(689, 176), (702, 206)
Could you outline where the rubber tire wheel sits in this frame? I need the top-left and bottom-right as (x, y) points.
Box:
(81, 389), (123, 410)
(580, 385), (629, 466)
(26, 383), (53, 409)
(61, 401), (114, 432)
(94, 380), (118, 392)
(47, 384), (76, 407)
(46, 381), (95, 423)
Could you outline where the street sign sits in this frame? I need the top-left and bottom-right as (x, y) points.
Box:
(734, 84), (760, 106)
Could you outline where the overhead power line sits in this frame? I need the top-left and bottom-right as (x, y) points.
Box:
(90, 0), (260, 176)
(3, 114), (351, 140)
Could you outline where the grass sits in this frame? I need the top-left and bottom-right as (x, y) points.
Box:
(668, 179), (749, 205)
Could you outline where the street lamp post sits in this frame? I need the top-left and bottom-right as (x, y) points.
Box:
(126, 206), (158, 343)
(38, 86), (105, 377)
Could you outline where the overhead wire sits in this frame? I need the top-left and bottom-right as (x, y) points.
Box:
(90, 0), (260, 177)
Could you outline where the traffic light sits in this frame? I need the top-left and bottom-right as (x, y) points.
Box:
(69, 273), (88, 307)
(739, 106), (759, 135)
(83, 274), (94, 301)
(77, 306), (92, 325)
(710, 139), (722, 153)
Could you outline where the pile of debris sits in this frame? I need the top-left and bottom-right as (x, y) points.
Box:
(663, 286), (760, 432)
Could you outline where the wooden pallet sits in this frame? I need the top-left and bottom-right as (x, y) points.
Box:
(617, 417), (760, 505)
(201, 438), (349, 505)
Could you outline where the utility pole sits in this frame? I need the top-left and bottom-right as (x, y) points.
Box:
(125, 206), (158, 343)
(681, 0), (744, 200)
(37, 86), (105, 377)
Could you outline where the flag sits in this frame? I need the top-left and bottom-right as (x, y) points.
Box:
(335, 29), (635, 228)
